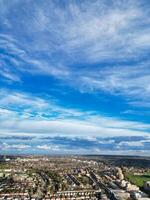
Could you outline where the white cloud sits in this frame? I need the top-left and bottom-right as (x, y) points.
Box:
(0, 89), (150, 137)
(0, 89), (49, 110)
(0, 0), (149, 75)
(0, 108), (16, 117)
(1, 143), (30, 150)
(0, 0), (149, 107)
(0, 89), (89, 120)
(117, 138), (150, 148)
(118, 141), (144, 147)
(0, 67), (20, 82)
(69, 62), (150, 105)
(37, 145), (60, 151)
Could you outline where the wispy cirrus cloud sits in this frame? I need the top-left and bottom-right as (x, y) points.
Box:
(0, 0), (149, 107)
(0, 89), (150, 138)
(71, 61), (150, 102)
(0, 1), (149, 70)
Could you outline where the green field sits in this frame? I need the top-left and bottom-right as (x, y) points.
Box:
(126, 172), (150, 187)
(0, 162), (9, 170)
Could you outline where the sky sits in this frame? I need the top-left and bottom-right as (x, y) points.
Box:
(0, 0), (150, 155)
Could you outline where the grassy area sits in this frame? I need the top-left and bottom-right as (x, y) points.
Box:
(126, 173), (150, 187)
(0, 162), (9, 170)
(77, 175), (90, 185)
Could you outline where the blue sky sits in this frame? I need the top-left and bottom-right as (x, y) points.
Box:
(0, 0), (150, 155)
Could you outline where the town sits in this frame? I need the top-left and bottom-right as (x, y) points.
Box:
(0, 155), (150, 200)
